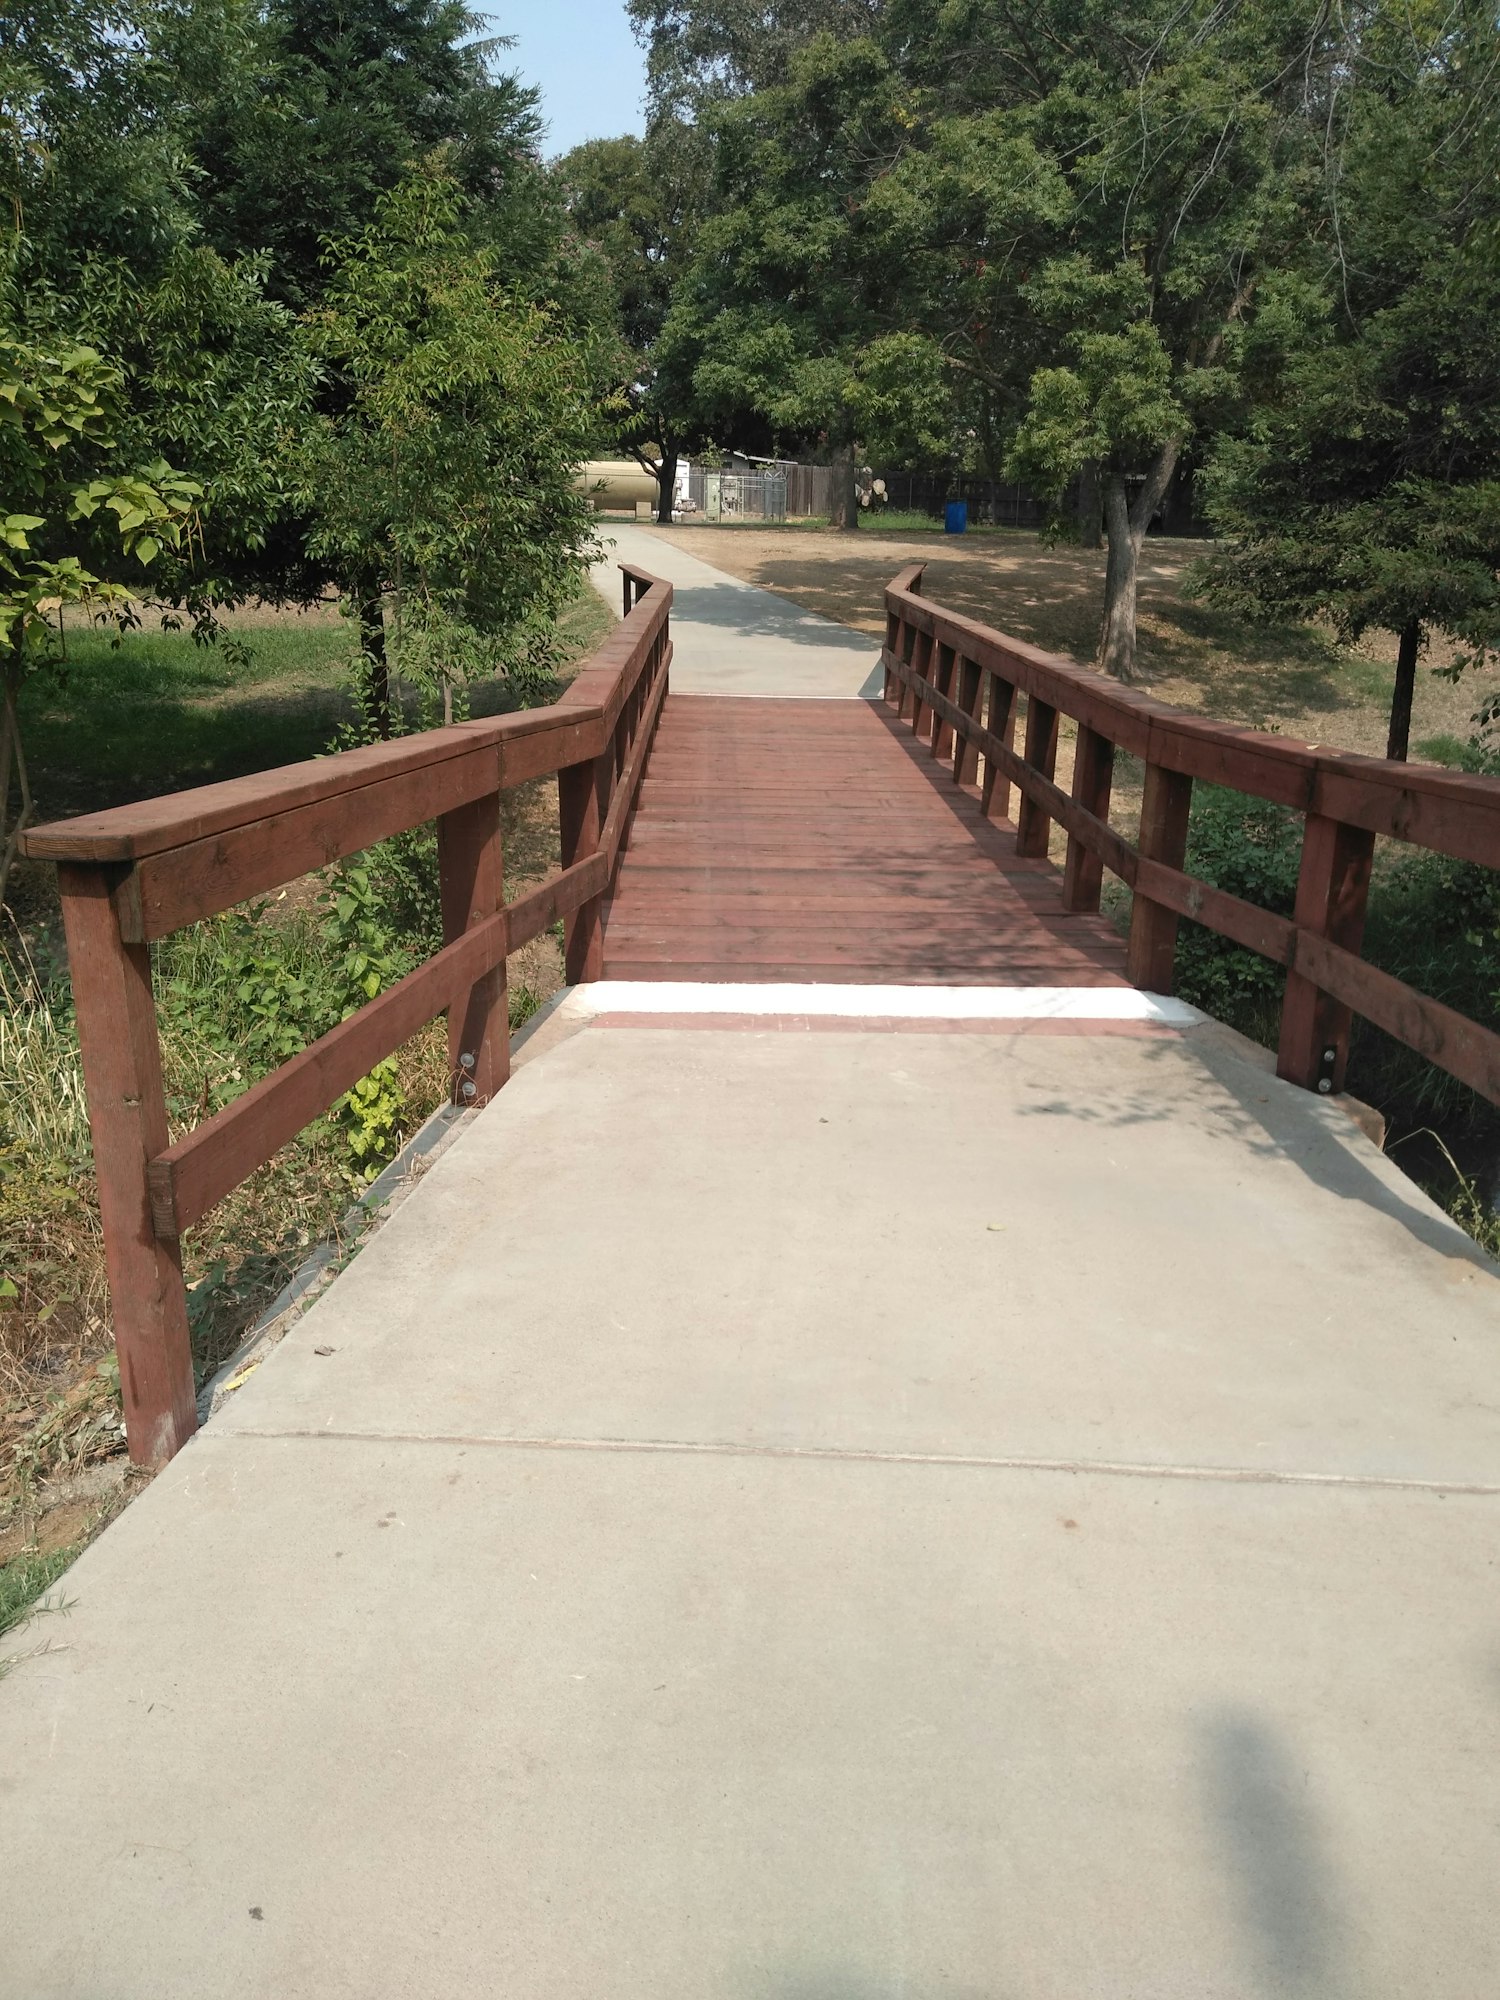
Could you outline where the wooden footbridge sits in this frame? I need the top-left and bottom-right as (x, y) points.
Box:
(11, 540), (1500, 1998)
(25, 554), (1499, 1465)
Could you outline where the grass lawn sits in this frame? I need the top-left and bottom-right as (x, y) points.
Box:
(19, 584), (613, 824)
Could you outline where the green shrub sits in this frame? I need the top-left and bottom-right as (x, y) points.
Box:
(1172, 786), (1301, 1038)
(1354, 848), (1500, 1128)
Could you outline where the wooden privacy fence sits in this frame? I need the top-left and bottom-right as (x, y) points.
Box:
(22, 564), (671, 1466)
(883, 561), (1500, 1110)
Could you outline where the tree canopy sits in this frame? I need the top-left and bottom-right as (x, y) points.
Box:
(623, 0), (1500, 719)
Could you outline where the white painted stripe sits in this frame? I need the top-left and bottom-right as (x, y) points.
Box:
(562, 981), (1203, 1025)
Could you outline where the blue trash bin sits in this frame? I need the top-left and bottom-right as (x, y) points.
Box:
(944, 499), (968, 535)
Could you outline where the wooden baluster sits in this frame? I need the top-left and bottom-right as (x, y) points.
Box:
(438, 789), (509, 1104)
(559, 748), (606, 981)
(57, 863), (197, 1466)
(1062, 726), (1116, 913)
(908, 627), (934, 736)
(898, 619), (918, 719)
(953, 657), (983, 786)
(1126, 762), (1194, 993)
(930, 641), (956, 757)
(883, 607), (901, 705)
(1277, 814), (1375, 1095)
(622, 570), (634, 617)
(1014, 696), (1060, 858)
(980, 674), (1016, 819)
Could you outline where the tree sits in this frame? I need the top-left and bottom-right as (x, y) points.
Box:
(0, 332), (200, 903)
(655, 35), (960, 529)
(554, 123), (713, 524)
(166, 0), (550, 312)
(1191, 1), (1500, 759)
(298, 158), (598, 736)
(969, 0), (1332, 680)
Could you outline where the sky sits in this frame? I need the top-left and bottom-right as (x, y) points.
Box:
(484, 3), (649, 159)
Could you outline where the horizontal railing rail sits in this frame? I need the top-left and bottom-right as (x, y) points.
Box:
(23, 563), (672, 1465)
(882, 561), (1500, 1110)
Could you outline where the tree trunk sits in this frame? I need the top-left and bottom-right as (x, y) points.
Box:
(1386, 617), (1421, 762)
(829, 440), (860, 533)
(1096, 440), (1181, 682)
(353, 572), (391, 740)
(654, 448), (679, 526)
(1098, 477), (1140, 680)
(1075, 460), (1102, 549)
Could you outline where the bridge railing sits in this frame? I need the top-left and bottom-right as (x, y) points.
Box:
(21, 563), (672, 1465)
(883, 560), (1500, 1109)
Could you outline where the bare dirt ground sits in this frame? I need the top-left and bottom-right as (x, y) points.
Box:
(662, 524), (1485, 761)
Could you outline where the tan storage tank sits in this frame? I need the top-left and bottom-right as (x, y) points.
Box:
(577, 460), (660, 513)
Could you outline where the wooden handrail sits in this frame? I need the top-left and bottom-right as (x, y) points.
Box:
(22, 563), (672, 1466)
(882, 562), (1500, 1110)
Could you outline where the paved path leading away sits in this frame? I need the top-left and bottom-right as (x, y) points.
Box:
(2, 1002), (1497, 1998)
(591, 521), (882, 696)
(603, 695), (1130, 983)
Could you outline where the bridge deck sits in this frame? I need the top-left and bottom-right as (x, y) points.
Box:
(604, 694), (1127, 985)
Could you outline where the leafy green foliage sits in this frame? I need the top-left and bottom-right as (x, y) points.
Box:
(553, 123), (713, 515)
(1172, 787), (1301, 1034)
(1191, 3), (1500, 751)
(0, 331), (203, 901)
(299, 157), (599, 728)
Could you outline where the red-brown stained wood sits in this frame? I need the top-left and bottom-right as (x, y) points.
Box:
(1277, 815), (1376, 1095)
(1064, 726), (1116, 914)
(981, 674), (1017, 822)
(57, 863), (197, 1465)
(1015, 698), (1060, 860)
(559, 754), (607, 982)
(1126, 764), (1194, 994)
(881, 572), (1500, 866)
(604, 696), (1128, 989)
(931, 641), (957, 760)
(123, 745), (502, 943)
(438, 789), (509, 1105)
(954, 658), (982, 788)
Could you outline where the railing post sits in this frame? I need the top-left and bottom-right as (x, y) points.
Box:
(883, 606), (901, 704)
(437, 791), (509, 1103)
(1014, 697), (1060, 857)
(57, 863), (197, 1466)
(1063, 726), (1116, 913)
(1277, 814), (1375, 1094)
(953, 657), (983, 786)
(558, 753), (606, 982)
(981, 674), (1017, 820)
(908, 627), (934, 735)
(930, 642), (956, 758)
(897, 620), (918, 719)
(1127, 762), (1194, 993)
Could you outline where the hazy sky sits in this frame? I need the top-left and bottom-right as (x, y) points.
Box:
(485, 2), (649, 159)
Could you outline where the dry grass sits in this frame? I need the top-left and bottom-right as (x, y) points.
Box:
(661, 523), (1488, 759)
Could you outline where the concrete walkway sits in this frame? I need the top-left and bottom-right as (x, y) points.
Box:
(2, 999), (1498, 1998)
(591, 521), (882, 696)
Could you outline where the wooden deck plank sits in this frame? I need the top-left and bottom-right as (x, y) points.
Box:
(603, 695), (1128, 988)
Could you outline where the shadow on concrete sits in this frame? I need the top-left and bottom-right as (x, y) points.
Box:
(1202, 1707), (1346, 1997)
(671, 580), (878, 655)
(868, 691), (1498, 1275)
